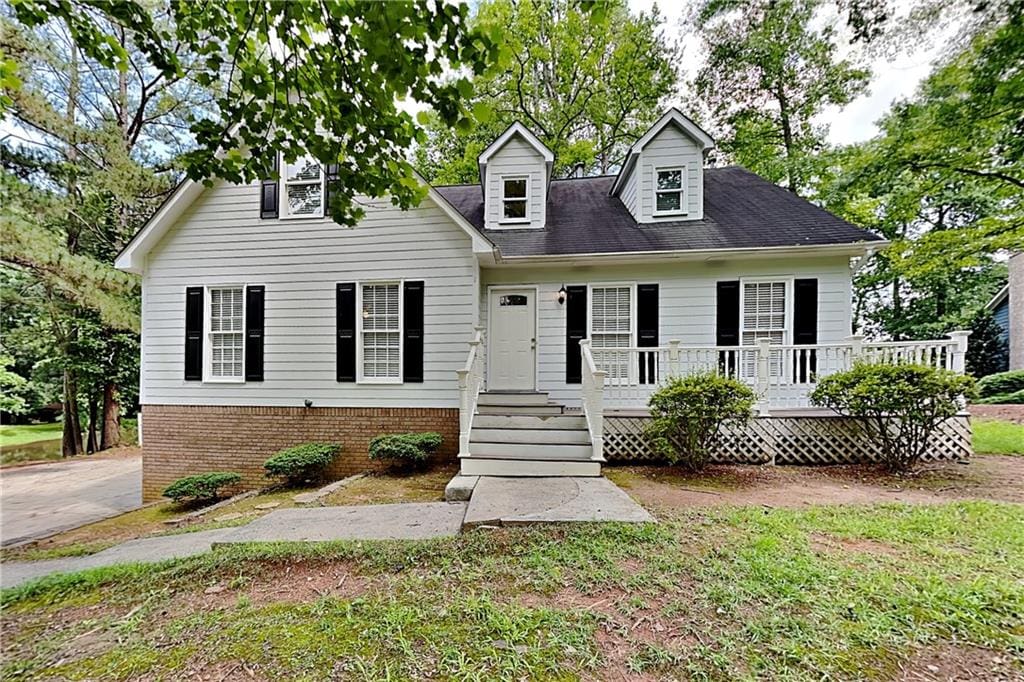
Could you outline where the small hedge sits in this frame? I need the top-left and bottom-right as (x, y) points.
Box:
(368, 432), (443, 469)
(976, 370), (1024, 401)
(162, 472), (241, 503)
(975, 389), (1024, 405)
(811, 363), (976, 471)
(264, 443), (341, 485)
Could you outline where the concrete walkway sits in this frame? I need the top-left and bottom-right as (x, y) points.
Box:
(0, 455), (142, 547)
(1, 477), (651, 590)
(463, 476), (655, 526)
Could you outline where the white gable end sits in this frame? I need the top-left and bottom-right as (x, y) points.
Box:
(637, 124), (704, 222)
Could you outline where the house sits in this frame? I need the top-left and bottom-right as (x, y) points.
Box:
(116, 109), (971, 499)
(986, 252), (1022, 371)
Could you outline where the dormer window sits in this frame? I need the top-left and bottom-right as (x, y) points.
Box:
(501, 175), (529, 223)
(654, 167), (685, 216)
(281, 156), (324, 219)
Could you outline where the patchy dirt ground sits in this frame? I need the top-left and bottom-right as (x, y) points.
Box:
(970, 404), (1024, 424)
(898, 643), (1023, 682)
(606, 454), (1024, 510)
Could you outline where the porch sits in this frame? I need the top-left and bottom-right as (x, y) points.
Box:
(456, 331), (973, 474)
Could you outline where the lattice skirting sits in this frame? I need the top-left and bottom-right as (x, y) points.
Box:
(603, 414), (973, 465)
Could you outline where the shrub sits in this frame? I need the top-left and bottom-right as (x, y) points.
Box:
(810, 363), (976, 471)
(162, 472), (241, 504)
(368, 432), (443, 469)
(975, 389), (1024, 405)
(263, 443), (340, 485)
(976, 369), (1024, 399)
(645, 373), (757, 471)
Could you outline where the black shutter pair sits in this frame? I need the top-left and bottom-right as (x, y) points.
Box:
(564, 284), (659, 384)
(184, 286), (265, 381)
(336, 281), (424, 383)
(715, 279), (818, 379)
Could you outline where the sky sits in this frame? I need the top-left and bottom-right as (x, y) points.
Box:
(627, 0), (956, 146)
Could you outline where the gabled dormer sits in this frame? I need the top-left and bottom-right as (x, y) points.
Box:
(478, 122), (554, 230)
(610, 109), (715, 223)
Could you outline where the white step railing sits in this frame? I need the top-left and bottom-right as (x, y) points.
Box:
(588, 331), (970, 412)
(579, 339), (607, 462)
(455, 327), (485, 457)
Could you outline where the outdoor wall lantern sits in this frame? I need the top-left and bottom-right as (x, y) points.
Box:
(557, 285), (567, 305)
(304, 399), (313, 408)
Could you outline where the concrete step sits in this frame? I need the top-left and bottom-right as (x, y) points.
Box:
(470, 428), (590, 445)
(468, 441), (593, 460)
(473, 414), (587, 430)
(477, 391), (550, 407)
(476, 403), (564, 415)
(460, 458), (601, 477)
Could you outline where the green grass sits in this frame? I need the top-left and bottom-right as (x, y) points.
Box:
(973, 418), (1024, 455)
(2, 501), (1022, 680)
(0, 423), (63, 448)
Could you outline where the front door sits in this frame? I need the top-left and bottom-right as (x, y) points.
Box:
(488, 288), (536, 391)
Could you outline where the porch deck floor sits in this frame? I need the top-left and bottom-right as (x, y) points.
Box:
(463, 476), (654, 527)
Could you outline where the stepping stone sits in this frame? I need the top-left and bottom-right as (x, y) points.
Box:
(254, 502), (281, 510)
(213, 512), (246, 522)
(444, 475), (479, 501)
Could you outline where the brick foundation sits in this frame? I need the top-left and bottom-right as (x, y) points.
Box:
(140, 405), (459, 501)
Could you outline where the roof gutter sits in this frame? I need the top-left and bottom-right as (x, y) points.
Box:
(489, 240), (891, 266)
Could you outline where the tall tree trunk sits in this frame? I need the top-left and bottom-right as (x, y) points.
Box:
(61, 369), (83, 457)
(776, 83), (798, 194)
(891, 276), (902, 341)
(86, 392), (99, 454)
(100, 382), (121, 450)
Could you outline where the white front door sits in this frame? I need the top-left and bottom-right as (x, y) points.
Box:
(488, 288), (536, 391)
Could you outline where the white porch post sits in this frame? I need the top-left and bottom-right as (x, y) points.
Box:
(755, 338), (771, 416)
(948, 330), (971, 373)
(846, 334), (865, 367)
(667, 339), (681, 378)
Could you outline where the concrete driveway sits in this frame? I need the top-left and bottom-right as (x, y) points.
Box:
(0, 455), (142, 547)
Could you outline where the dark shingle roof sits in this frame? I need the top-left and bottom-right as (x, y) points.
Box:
(434, 166), (882, 257)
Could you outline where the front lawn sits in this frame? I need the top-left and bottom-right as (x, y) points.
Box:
(973, 418), (1024, 455)
(0, 423), (63, 448)
(2, 501), (1021, 680)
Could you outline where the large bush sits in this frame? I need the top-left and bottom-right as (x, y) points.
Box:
(976, 369), (1024, 403)
(263, 443), (341, 485)
(646, 373), (756, 471)
(368, 432), (443, 470)
(162, 472), (241, 504)
(810, 363), (976, 471)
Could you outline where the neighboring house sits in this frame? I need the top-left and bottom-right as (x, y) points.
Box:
(116, 109), (970, 499)
(987, 253), (1023, 371)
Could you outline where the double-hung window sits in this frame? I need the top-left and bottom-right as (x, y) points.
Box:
(654, 167), (685, 215)
(360, 282), (401, 382)
(590, 285), (633, 381)
(281, 156), (324, 218)
(208, 286), (244, 380)
(740, 281), (788, 378)
(500, 176), (529, 222)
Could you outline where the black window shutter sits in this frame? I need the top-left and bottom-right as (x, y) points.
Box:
(565, 285), (587, 384)
(324, 163), (339, 219)
(336, 283), (356, 382)
(245, 285), (265, 382)
(403, 281), (424, 383)
(184, 287), (204, 381)
(260, 154), (279, 219)
(793, 278), (818, 382)
(716, 280), (740, 376)
(637, 284), (659, 384)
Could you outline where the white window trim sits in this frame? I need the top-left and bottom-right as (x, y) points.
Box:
(356, 280), (404, 385)
(203, 284), (246, 384)
(587, 282), (637, 381)
(652, 165), (687, 217)
(279, 154), (325, 220)
(498, 173), (531, 225)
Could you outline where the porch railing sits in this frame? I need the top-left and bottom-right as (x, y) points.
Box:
(455, 327), (485, 457)
(588, 331), (970, 412)
(579, 340), (607, 462)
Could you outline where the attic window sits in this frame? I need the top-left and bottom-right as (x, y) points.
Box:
(281, 156), (324, 219)
(500, 176), (529, 222)
(654, 167), (685, 216)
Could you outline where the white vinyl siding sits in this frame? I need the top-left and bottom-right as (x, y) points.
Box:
(141, 179), (478, 408)
(590, 285), (634, 380)
(638, 124), (703, 222)
(480, 257), (851, 407)
(360, 282), (401, 382)
(484, 135), (546, 229)
(207, 286), (244, 381)
(281, 156), (324, 219)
